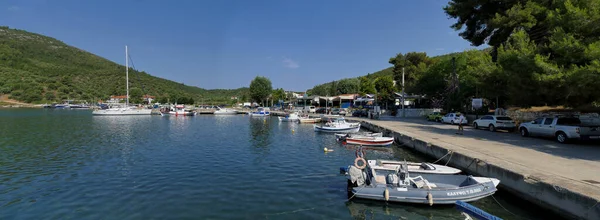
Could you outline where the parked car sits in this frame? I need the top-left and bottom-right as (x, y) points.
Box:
(339, 108), (348, 116)
(472, 115), (516, 132)
(315, 107), (327, 114)
(331, 108), (340, 115)
(352, 109), (368, 117)
(441, 113), (468, 125)
(519, 116), (600, 143)
(426, 112), (443, 122)
(305, 106), (316, 113)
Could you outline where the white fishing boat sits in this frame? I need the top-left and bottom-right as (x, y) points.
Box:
(335, 132), (382, 141)
(346, 136), (394, 146)
(299, 115), (321, 123)
(213, 106), (238, 115)
(93, 46), (152, 116)
(248, 107), (270, 117)
(167, 105), (196, 116)
(314, 117), (360, 133)
(278, 112), (300, 122)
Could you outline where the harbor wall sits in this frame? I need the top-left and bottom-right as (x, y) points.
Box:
(356, 120), (600, 220)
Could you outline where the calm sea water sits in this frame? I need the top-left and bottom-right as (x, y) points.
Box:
(0, 109), (555, 219)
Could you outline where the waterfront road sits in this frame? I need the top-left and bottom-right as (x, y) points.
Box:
(347, 116), (600, 197)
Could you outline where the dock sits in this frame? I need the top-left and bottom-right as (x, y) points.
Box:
(347, 116), (600, 220)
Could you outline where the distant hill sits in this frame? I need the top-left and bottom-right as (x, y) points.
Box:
(0, 26), (247, 104)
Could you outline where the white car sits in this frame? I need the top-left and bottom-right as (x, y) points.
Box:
(441, 113), (468, 125)
(472, 115), (516, 132)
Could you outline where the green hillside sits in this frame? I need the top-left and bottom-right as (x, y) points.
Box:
(306, 51), (465, 96)
(0, 26), (247, 104)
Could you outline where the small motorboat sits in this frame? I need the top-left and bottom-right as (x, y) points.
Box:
(249, 107), (270, 117)
(346, 160), (499, 205)
(314, 117), (360, 133)
(367, 159), (461, 175)
(299, 115), (321, 123)
(213, 106), (238, 115)
(278, 112), (300, 122)
(335, 132), (383, 141)
(345, 136), (394, 146)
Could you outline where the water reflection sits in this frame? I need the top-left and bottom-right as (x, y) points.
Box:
(346, 200), (459, 220)
(248, 117), (272, 158)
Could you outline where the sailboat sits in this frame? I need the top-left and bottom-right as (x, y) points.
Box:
(93, 46), (153, 116)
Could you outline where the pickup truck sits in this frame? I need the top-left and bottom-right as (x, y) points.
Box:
(519, 116), (600, 143)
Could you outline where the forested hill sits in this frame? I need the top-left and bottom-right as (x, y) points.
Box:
(0, 26), (247, 104)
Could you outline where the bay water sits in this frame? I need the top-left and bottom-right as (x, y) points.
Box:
(0, 109), (555, 219)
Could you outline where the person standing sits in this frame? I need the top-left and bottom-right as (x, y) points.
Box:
(457, 113), (465, 135)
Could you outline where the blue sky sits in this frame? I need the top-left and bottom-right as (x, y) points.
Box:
(1, 0), (481, 91)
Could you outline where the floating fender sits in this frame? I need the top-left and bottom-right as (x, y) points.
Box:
(427, 192), (433, 206)
(354, 157), (367, 169)
(384, 188), (389, 201)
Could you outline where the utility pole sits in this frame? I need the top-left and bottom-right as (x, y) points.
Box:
(402, 67), (405, 118)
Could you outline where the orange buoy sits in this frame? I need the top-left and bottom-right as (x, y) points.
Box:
(354, 157), (367, 169)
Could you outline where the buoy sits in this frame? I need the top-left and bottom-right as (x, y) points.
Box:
(427, 192), (433, 206)
(292, 129), (295, 134)
(354, 157), (367, 169)
(384, 188), (390, 201)
(324, 147), (334, 152)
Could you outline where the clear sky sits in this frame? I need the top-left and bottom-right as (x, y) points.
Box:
(1, 0), (481, 91)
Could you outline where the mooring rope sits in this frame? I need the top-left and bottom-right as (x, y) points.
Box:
(444, 151), (454, 166)
(432, 150), (453, 164)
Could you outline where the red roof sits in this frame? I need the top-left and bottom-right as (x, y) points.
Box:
(143, 95), (155, 99)
(110, 95), (127, 99)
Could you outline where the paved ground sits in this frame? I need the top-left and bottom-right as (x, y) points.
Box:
(348, 116), (600, 191)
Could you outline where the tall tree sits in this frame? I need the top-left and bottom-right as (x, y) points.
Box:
(374, 76), (395, 107)
(359, 76), (376, 96)
(389, 52), (433, 92)
(335, 78), (360, 94)
(249, 76), (273, 104)
(129, 87), (143, 104)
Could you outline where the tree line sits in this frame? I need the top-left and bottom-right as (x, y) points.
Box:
(307, 0), (600, 111)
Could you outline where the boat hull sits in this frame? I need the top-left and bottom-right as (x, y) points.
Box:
(278, 116), (299, 122)
(299, 118), (321, 123)
(168, 111), (196, 116)
(314, 124), (360, 133)
(346, 137), (394, 146)
(349, 174), (498, 205)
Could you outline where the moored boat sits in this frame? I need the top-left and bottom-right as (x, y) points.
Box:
(92, 46), (152, 116)
(213, 106), (238, 115)
(249, 107), (270, 117)
(346, 136), (394, 146)
(335, 132), (382, 141)
(346, 160), (498, 205)
(314, 117), (360, 133)
(278, 112), (300, 122)
(168, 105), (196, 116)
(299, 115), (321, 123)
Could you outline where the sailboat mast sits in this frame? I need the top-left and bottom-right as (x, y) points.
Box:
(126, 45), (129, 107)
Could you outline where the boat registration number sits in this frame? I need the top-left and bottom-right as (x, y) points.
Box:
(447, 188), (483, 196)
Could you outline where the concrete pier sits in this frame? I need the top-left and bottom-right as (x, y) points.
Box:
(348, 117), (600, 220)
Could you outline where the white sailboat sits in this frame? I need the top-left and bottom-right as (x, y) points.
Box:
(93, 46), (152, 116)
